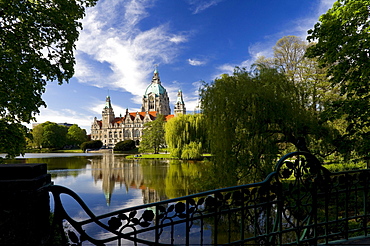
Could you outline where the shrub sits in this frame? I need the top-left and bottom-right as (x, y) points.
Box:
(114, 140), (136, 151)
(80, 140), (103, 151)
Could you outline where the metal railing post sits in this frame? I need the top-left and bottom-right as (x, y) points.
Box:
(0, 163), (52, 245)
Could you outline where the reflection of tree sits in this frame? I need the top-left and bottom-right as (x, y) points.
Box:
(25, 156), (90, 178)
(165, 160), (215, 199)
(140, 159), (169, 203)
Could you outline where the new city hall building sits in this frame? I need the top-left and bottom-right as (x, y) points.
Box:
(91, 69), (186, 148)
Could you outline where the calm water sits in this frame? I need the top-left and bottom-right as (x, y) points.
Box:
(4, 153), (215, 245)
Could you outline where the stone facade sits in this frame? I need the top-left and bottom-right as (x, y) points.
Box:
(91, 70), (186, 148)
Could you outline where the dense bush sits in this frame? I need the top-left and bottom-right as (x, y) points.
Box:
(80, 140), (103, 151)
(114, 140), (136, 151)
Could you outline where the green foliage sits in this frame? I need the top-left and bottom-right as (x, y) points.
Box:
(0, 120), (28, 159)
(323, 161), (367, 173)
(139, 115), (166, 154)
(80, 140), (103, 151)
(0, 0), (97, 158)
(200, 67), (326, 184)
(250, 35), (342, 159)
(273, 36), (334, 112)
(114, 140), (136, 151)
(306, 0), (370, 159)
(66, 124), (87, 147)
(30, 122), (87, 149)
(180, 142), (202, 160)
(165, 114), (208, 159)
(42, 122), (68, 149)
(31, 124), (44, 149)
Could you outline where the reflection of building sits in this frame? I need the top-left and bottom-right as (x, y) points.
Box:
(91, 69), (186, 148)
(90, 154), (167, 205)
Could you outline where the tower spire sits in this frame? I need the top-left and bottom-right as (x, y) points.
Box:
(174, 89), (186, 116)
(152, 65), (161, 84)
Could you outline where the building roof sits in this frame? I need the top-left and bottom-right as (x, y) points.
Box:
(94, 112), (174, 130)
(144, 83), (166, 97)
(165, 115), (174, 121)
(144, 69), (167, 97)
(176, 90), (185, 104)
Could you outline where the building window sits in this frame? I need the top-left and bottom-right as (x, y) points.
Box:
(134, 129), (140, 137)
(149, 95), (155, 110)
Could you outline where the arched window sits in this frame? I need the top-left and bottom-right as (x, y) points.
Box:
(149, 95), (155, 110)
(125, 130), (131, 138)
(135, 129), (140, 137)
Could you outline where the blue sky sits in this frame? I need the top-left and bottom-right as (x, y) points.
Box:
(30, 0), (336, 133)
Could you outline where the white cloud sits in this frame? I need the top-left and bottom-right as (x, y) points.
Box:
(188, 58), (206, 66)
(169, 34), (188, 44)
(188, 0), (224, 14)
(75, 0), (187, 104)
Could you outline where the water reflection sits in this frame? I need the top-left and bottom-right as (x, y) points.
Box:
(90, 155), (169, 205)
(89, 155), (214, 205)
(5, 153), (215, 206)
(3, 153), (239, 245)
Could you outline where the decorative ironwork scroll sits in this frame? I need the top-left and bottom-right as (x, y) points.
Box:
(47, 151), (370, 245)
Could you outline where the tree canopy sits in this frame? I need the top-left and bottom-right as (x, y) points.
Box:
(200, 66), (328, 184)
(0, 0), (97, 158)
(139, 115), (166, 154)
(114, 140), (136, 152)
(306, 0), (370, 159)
(30, 122), (87, 149)
(67, 124), (87, 147)
(165, 114), (208, 159)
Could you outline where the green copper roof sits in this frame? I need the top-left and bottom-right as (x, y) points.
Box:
(144, 83), (166, 96)
(144, 69), (166, 96)
(105, 96), (112, 108)
(176, 90), (184, 104)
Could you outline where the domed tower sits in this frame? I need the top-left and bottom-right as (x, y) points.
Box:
(141, 69), (171, 115)
(174, 89), (186, 116)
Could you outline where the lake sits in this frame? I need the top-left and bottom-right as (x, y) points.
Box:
(3, 153), (216, 245)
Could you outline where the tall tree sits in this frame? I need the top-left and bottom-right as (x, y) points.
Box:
(272, 36), (335, 112)
(31, 123), (44, 149)
(200, 67), (326, 184)
(306, 0), (370, 159)
(41, 122), (68, 149)
(256, 36), (343, 159)
(139, 115), (166, 154)
(67, 124), (87, 147)
(0, 0), (97, 158)
(165, 114), (208, 159)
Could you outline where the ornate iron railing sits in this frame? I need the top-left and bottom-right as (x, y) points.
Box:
(48, 151), (370, 245)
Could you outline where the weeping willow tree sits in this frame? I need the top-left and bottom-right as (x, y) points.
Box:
(200, 66), (324, 185)
(165, 114), (208, 159)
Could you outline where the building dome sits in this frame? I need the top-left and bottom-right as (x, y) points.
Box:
(144, 83), (166, 97)
(144, 69), (167, 97)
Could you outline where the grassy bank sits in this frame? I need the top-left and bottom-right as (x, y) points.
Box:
(125, 154), (174, 159)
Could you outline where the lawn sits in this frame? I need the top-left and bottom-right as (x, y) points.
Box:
(125, 153), (174, 159)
